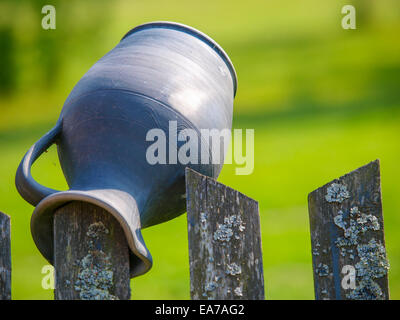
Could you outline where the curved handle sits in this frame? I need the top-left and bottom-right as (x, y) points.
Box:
(15, 120), (63, 206)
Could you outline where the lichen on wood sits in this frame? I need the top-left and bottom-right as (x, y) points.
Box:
(308, 160), (389, 300)
(74, 222), (117, 300)
(54, 201), (130, 300)
(186, 168), (264, 300)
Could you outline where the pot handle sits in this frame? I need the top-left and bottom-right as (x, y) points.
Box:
(15, 119), (63, 206)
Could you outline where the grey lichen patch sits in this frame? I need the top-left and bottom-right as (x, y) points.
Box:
(312, 248), (320, 256)
(204, 281), (217, 292)
(86, 221), (109, 239)
(74, 252), (117, 300)
(316, 263), (329, 277)
(357, 214), (380, 231)
(226, 263), (242, 276)
(346, 239), (389, 300)
(350, 206), (359, 217)
(74, 222), (117, 300)
(332, 204), (389, 299)
(234, 286), (243, 297)
(213, 214), (245, 243)
(200, 212), (208, 231)
(334, 206), (381, 250)
(346, 278), (384, 300)
(213, 224), (233, 242)
(325, 183), (350, 203)
(226, 215), (245, 230)
(355, 239), (389, 280)
(202, 281), (218, 298)
(334, 210), (347, 229)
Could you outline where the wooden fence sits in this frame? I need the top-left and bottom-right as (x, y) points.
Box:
(0, 160), (390, 300)
(0, 212), (11, 300)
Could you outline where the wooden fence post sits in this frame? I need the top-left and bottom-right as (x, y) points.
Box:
(54, 201), (131, 300)
(0, 211), (11, 300)
(308, 160), (389, 300)
(185, 168), (265, 300)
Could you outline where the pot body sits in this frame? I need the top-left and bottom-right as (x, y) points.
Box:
(59, 21), (236, 227)
(16, 21), (237, 277)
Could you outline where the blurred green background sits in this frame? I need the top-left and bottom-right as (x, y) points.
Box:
(0, 0), (399, 299)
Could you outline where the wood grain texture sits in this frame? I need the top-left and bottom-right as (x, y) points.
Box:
(186, 168), (264, 300)
(308, 160), (389, 300)
(0, 211), (11, 300)
(54, 201), (130, 300)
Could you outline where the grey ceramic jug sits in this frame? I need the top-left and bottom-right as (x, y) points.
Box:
(15, 21), (237, 277)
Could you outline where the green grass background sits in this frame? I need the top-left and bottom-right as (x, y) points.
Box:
(0, 0), (399, 299)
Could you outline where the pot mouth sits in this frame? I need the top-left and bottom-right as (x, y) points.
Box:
(31, 189), (153, 278)
(121, 21), (238, 97)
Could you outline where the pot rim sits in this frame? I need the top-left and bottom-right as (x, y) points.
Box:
(121, 21), (238, 97)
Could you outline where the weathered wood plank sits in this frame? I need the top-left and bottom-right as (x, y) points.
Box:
(54, 201), (130, 300)
(186, 168), (264, 300)
(308, 160), (389, 300)
(0, 211), (11, 300)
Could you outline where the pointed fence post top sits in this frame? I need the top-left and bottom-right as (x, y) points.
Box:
(185, 167), (264, 300)
(308, 159), (389, 300)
